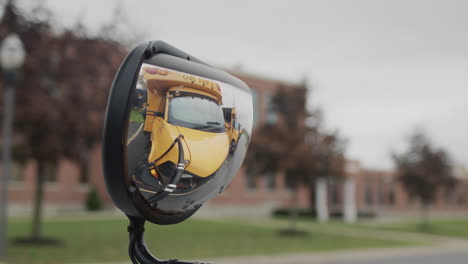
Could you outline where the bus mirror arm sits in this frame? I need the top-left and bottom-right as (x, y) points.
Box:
(127, 215), (214, 264)
(148, 135), (185, 204)
(144, 110), (164, 117)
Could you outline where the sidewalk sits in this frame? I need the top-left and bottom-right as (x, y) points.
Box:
(210, 218), (468, 263)
(219, 216), (465, 244)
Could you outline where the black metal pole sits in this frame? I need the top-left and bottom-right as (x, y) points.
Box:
(127, 215), (213, 264)
(0, 73), (16, 262)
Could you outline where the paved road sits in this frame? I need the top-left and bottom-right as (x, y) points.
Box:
(90, 239), (468, 264)
(92, 249), (468, 264)
(329, 252), (468, 264)
(213, 242), (468, 264)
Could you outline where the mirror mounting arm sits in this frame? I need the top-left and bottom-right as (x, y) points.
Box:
(127, 215), (212, 264)
(147, 135), (185, 205)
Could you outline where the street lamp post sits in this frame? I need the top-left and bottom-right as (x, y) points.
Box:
(0, 33), (26, 262)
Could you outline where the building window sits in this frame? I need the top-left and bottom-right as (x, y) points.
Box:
(44, 164), (57, 182)
(444, 189), (453, 206)
(330, 182), (340, 206)
(364, 183), (373, 208)
(456, 194), (466, 206)
(79, 157), (90, 184)
(251, 89), (259, 128)
(284, 173), (296, 191)
(388, 188), (395, 206)
(80, 168), (89, 184)
(264, 92), (278, 124)
(265, 171), (276, 191)
(11, 162), (25, 182)
(377, 177), (384, 206)
(246, 170), (257, 190)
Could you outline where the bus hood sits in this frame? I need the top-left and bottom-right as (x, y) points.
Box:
(176, 126), (229, 178)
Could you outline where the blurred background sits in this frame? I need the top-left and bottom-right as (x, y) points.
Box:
(0, 0), (467, 263)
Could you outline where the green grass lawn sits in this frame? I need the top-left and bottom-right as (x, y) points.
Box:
(7, 217), (413, 264)
(129, 109), (144, 123)
(358, 218), (468, 238)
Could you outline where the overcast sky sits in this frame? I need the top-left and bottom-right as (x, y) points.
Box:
(19, 0), (468, 170)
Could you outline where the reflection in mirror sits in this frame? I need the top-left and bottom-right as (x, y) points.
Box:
(126, 64), (253, 213)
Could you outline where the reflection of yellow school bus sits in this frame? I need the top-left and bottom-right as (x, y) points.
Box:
(222, 106), (241, 153)
(141, 67), (229, 189)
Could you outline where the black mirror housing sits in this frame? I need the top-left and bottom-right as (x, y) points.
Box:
(103, 41), (253, 225)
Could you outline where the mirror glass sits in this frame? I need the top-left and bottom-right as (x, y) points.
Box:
(126, 63), (253, 213)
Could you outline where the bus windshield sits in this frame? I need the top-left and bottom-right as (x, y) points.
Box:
(168, 95), (225, 133)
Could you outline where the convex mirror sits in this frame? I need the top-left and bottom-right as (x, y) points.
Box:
(103, 41), (253, 225)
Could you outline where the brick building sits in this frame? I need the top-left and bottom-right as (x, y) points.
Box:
(4, 70), (468, 217)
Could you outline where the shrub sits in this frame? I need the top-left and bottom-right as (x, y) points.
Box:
(85, 186), (102, 211)
(272, 208), (376, 220)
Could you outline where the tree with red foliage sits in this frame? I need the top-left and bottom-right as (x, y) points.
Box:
(393, 131), (455, 231)
(305, 111), (346, 222)
(245, 83), (345, 233)
(0, 0), (126, 243)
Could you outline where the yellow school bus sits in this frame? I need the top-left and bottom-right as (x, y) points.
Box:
(222, 106), (241, 153)
(141, 67), (230, 188)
